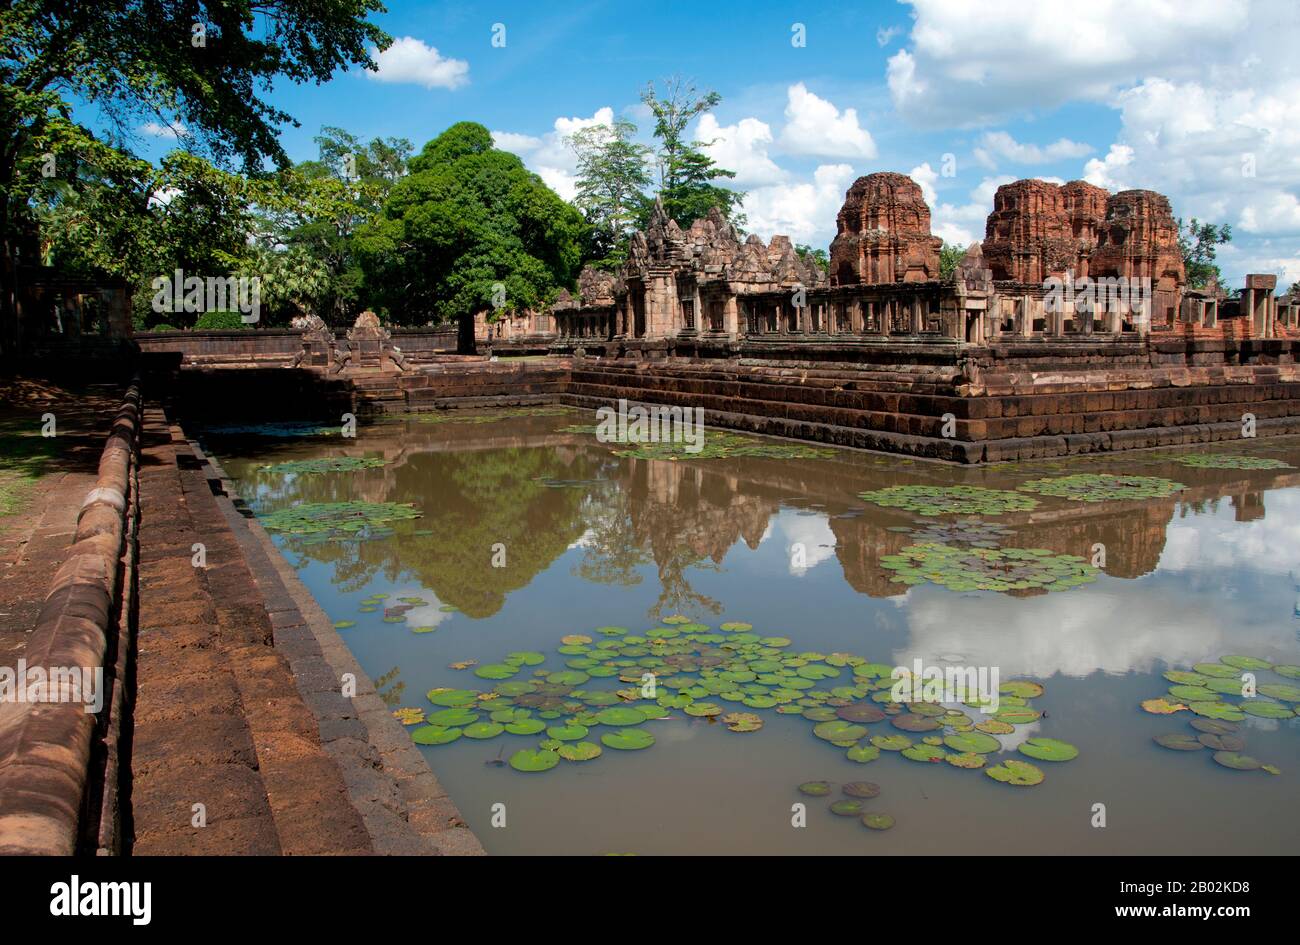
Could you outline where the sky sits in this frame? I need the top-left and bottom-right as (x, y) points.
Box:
(118, 0), (1300, 289)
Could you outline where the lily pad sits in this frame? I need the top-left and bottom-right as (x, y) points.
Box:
(842, 781), (880, 798)
(870, 734), (912, 751)
(1018, 737), (1078, 762)
(600, 728), (655, 750)
(1017, 473), (1184, 504)
(596, 707), (648, 726)
(1141, 698), (1188, 715)
(902, 744), (947, 762)
(411, 725), (461, 745)
(557, 741), (602, 762)
(1153, 733), (1203, 751)
(861, 813), (896, 830)
(509, 748), (560, 772)
(944, 731), (1001, 754)
(798, 781), (833, 796)
(945, 751), (987, 769)
(985, 759), (1045, 786)
(1241, 700), (1295, 719)
(1212, 751), (1263, 771)
(462, 722), (505, 739)
(846, 744), (881, 763)
(858, 485), (1038, 517)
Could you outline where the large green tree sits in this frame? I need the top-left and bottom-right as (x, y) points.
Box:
(639, 76), (743, 229)
(1, 0), (387, 352)
(568, 118), (652, 270)
(357, 122), (586, 353)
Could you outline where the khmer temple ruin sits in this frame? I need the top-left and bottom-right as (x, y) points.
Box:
(550, 172), (1299, 348)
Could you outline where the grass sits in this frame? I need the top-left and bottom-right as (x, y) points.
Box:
(0, 425), (57, 518)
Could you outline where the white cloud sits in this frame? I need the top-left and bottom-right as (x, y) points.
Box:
(886, 0), (1246, 126)
(492, 108), (615, 201)
(141, 121), (186, 139)
(1082, 143), (1135, 190)
(779, 83), (877, 159)
(697, 114), (785, 187)
(366, 36), (469, 90)
(741, 163), (857, 247)
(876, 25), (901, 47)
(973, 131), (1093, 169)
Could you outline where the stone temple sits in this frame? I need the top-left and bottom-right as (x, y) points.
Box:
(551, 172), (1298, 347)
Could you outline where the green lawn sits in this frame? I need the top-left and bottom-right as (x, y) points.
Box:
(0, 425), (57, 518)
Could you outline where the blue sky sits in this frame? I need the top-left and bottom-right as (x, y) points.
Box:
(112, 0), (1300, 288)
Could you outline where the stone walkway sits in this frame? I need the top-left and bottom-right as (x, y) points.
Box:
(130, 408), (481, 855)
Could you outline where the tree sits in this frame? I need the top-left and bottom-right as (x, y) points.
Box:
(357, 122), (586, 353)
(1, 0), (388, 352)
(568, 119), (652, 269)
(255, 128), (413, 324)
(640, 76), (744, 229)
(939, 242), (967, 281)
(1177, 218), (1232, 290)
(795, 244), (828, 273)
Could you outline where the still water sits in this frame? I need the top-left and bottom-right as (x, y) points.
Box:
(206, 409), (1300, 855)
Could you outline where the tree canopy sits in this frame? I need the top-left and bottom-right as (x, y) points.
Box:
(356, 122), (586, 351)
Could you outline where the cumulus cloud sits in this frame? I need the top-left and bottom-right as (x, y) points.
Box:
(366, 36), (469, 90)
(973, 131), (1093, 169)
(779, 83), (877, 159)
(491, 108), (615, 201)
(697, 114), (785, 187)
(886, 0), (1245, 127)
(740, 163), (857, 247)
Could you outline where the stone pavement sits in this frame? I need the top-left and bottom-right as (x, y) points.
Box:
(130, 409), (482, 855)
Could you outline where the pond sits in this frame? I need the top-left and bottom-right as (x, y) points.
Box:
(204, 408), (1300, 855)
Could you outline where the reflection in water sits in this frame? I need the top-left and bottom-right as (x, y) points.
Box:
(208, 414), (1300, 855)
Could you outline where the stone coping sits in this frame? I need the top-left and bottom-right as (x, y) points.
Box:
(0, 381), (141, 855)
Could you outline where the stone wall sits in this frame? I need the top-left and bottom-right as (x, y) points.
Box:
(135, 327), (459, 364)
(0, 382), (141, 854)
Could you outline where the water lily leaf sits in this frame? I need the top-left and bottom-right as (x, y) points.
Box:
(600, 727), (655, 750)
(393, 707), (425, 726)
(474, 664), (519, 680)
(814, 720), (869, 742)
(985, 759), (1045, 786)
(975, 719), (1015, 735)
(411, 725), (461, 745)
(861, 813), (895, 830)
(721, 712), (763, 733)
(1018, 737), (1078, 762)
(1274, 665), (1300, 679)
(427, 708), (479, 727)
(557, 741), (602, 761)
(1193, 662), (1238, 678)
(945, 752), (987, 769)
(842, 781), (880, 798)
(1017, 473), (1183, 504)
(1153, 734), (1203, 751)
(596, 707), (648, 726)
(684, 702), (722, 717)
(994, 707), (1042, 725)
(463, 722), (505, 739)
(870, 734), (912, 751)
(836, 703), (886, 723)
(944, 731), (1001, 754)
(846, 744), (881, 763)
(1258, 683), (1300, 702)
(561, 634), (592, 645)
(829, 799), (865, 816)
(798, 781), (832, 796)
(902, 744), (947, 762)
(1000, 680), (1045, 698)
(1212, 751), (1263, 771)
(1188, 701), (1246, 721)
(1241, 700), (1295, 719)
(1189, 718), (1238, 735)
(504, 719), (546, 736)
(1221, 655), (1272, 671)
(1197, 733), (1246, 752)
(546, 724), (589, 741)
(333, 620), (356, 629)
(892, 713), (941, 732)
(1141, 698), (1187, 715)
(509, 748), (560, 772)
